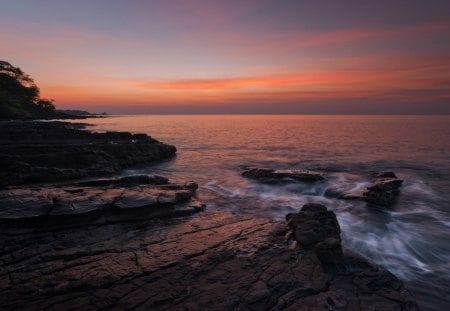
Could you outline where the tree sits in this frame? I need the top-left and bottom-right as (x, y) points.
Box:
(0, 60), (55, 119)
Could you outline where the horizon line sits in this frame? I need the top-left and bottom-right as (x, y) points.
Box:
(87, 112), (450, 116)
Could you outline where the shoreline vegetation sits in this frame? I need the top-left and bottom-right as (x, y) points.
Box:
(0, 62), (419, 309)
(0, 60), (105, 120)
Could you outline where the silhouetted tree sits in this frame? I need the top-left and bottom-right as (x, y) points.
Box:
(0, 60), (55, 119)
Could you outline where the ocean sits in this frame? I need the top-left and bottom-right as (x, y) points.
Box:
(75, 115), (450, 310)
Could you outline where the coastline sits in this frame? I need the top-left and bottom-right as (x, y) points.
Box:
(0, 120), (419, 310)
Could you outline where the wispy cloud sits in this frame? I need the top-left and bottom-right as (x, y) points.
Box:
(204, 21), (450, 57)
(1, 1), (449, 113)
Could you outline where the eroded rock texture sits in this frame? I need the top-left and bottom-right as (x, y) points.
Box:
(0, 175), (204, 222)
(0, 121), (176, 187)
(0, 205), (418, 310)
(286, 203), (343, 269)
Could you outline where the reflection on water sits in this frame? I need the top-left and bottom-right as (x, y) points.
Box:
(75, 115), (450, 310)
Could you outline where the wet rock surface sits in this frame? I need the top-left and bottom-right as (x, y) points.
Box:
(0, 204), (418, 310)
(363, 173), (404, 207)
(242, 168), (325, 183)
(0, 121), (417, 310)
(0, 175), (204, 222)
(0, 121), (176, 187)
(323, 172), (404, 207)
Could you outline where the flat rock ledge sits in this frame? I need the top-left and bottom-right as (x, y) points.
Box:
(0, 175), (204, 225)
(0, 203), (418, 310)
(0, 121), (176, 187)
(242, 168), (325, 183)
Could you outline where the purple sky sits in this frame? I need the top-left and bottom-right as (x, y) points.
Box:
(1, 0), (449, 114)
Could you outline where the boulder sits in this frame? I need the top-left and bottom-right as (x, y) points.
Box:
(286, 203), (341, 250)
(363, 178), (403, 207)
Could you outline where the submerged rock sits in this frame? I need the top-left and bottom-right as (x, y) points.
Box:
(242, 168), (324, 183)
(0, 121), (176, 187)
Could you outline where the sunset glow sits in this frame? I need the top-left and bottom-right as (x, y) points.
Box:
(1, 0), (449, 113)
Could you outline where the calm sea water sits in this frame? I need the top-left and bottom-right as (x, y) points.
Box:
(77, 115), (450, 310)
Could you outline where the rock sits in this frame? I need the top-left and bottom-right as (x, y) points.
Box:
(0, 189), (53, 219)
(324, 172), (404, 207)
(363, 178), (403, 207)
(0, 208), (418, 310)
(0, 175), (203, 221)
(286, 203), (341, 249)
(0, 121), (176, 187)
(112, 174), (169, 185)
(242, 168), (324, 183)
(372, 171), (397, 179)
(74, 175), (169, 187)
(300, 203), (328, 213)
(113, 193), (158, 209)
(315, 237), (344, 268)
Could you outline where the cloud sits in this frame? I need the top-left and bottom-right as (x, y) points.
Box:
(205, 21), (450, 58)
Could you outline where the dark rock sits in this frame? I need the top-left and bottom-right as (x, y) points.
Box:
(0, 208), (417, 310)
(301, 202), (328, 213)
(286, 203), (341, 248)
(363, 178), (403, 207)
(325, 172), (404, 206)
(0, 121), (176, 187)
(287, 204), (344, 270)
(242, 168), (324, 183)
(74, 175), (169, 187)
(315, 237), (344, 268)
(115, 174), (169, 185)
(372, 171), (398, 179)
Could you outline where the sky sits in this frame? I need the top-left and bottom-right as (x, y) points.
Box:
(1, 0), (450, 114)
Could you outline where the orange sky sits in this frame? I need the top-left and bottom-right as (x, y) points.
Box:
(1, 0), (449, 114)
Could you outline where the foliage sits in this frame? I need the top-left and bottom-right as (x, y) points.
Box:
(0, 60), (55, 119)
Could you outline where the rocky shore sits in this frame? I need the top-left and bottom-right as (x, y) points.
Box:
(0, 203), (418, 310)
(0, 121), (418, 310)
(0, 121), (176, 187)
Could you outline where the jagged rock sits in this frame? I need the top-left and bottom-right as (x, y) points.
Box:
(363, 178), (403, 207)
(286, 203), (341, 249)
(242, 168), (324, 183)
(0, 121), (176, 187)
